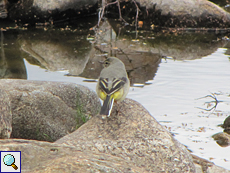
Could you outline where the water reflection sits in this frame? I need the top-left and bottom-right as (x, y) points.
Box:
(20, 28), (93, 75)
(0, 30), (26, 79)
(0, 18), (230, 86)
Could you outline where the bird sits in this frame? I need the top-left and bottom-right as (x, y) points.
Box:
(96, 57), (130, 117)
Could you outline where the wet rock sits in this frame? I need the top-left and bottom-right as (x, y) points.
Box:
(0, 88), (11, 139)
(212, 132), (230, 147)
(0, 139), (146, 173)
(222, 115), (230, 133)
(56, 98), (196, 172)
(111, 0), (230, 28)
(8, 0), (98, 24)
(0, 0), (7, 18)
(213, 116), (230, 147)
(0, 79), (101, 141)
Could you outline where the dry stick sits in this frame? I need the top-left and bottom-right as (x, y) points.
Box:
(97, 2), (105, 26)
(132, 0), (140, 36)
(98, 0), (142, 28)
(98, 0), (123, 26)
(116, 0), (129, 24)
(98, 0), (131, 26)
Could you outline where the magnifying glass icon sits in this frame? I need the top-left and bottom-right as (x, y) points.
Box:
(3, 154), (18, 170)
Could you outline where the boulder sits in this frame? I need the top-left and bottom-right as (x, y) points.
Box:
(108, 0), (230, 28)
(8, 0), (98, 24)
(212, 132), (230, 147)
(0, 139), (146, 173)
(0, 139), (229, 173)
(0, 79), (101, 141)
(222, 115), (230, 133)
(56, 98), (196, 172)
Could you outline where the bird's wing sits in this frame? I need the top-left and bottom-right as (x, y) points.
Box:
(99, 77), (127, 95)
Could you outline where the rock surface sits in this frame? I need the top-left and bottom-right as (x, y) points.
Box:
(192, 154), (230, 173)
(0, 79), (101, 141)
(212, 132), (230, 147)
(56, 98), (196, 172)
(0, 139), (146, 173)
(222, 115), (230, 133)
(0, 88), (11, 139)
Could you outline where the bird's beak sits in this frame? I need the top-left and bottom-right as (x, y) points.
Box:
(98, 60), (104, 64)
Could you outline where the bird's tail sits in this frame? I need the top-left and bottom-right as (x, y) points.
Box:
(100, 95), (114, 117)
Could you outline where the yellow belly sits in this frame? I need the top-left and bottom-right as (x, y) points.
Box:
(99, 88), (124, 101)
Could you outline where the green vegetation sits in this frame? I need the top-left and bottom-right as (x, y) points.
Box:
(75, 91), (91, 129)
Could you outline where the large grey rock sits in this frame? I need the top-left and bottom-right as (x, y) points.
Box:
(0, 139), (146, 173)
(56, 98), (196, 172)
(9, 0), (98, 23)
(0, 79), (101, 141)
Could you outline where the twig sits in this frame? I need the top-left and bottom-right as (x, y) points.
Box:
(132, 0), (140, 34)
(196, 92), (222, 113)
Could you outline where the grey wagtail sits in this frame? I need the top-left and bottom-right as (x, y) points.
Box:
(96, 57), (130, 117)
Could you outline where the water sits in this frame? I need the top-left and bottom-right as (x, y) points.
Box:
(1, 20), (230, 170)
(25, 48), (230, 170)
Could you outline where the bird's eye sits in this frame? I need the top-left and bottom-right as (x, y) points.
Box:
(104, 61), (110, 67)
